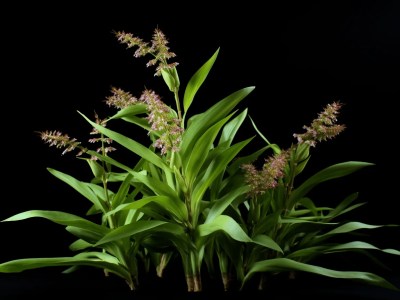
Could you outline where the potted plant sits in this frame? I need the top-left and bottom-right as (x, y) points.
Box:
(1, 27), (399, 296)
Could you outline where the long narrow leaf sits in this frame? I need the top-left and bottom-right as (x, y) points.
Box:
(327, 241), (400, 256)
(129, 170), (179, 200)
(252, 234), (283, 253)
(94, 220), (168, 246)
(184, 114), (233, 184)
(79, 112), (170, 173)
(218, 108), (247, 147)
(47, 168), (106, 212)
(2, 210), (107, 235)
(0, 254), (131, 281)
(243, 257), (399, 291)
(248, 115), (281, 153)
(183, 48), (219, 115)
(108, 103), (147, 120)
(105, 195), (187, 223)
(205, 185), (250, 223)
(192, 138), (253, 220)
(198, 215), (252, 242)
(317, 222), (383, 239)
(180, 86), (255, 158)
(289, 161), (374, 204)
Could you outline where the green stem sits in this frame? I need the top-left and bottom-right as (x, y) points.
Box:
(189, 251), (202, 292)
(174, 88), (182, 123)
(284, 158), (297, 214)
(165, 151), (176, 189)
(217, 249), (230, 291)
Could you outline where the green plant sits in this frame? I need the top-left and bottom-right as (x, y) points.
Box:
(1, 28), (399, 293)
(223, 104), (400, 291)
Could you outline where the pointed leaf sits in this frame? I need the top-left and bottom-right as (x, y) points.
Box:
(184, 114), (233, 183)
(192, 138), (253, 218)
(2, 210), (107, 235)
(180, 86), (255, 158)
(47, 168), (106, 212)
(79, 112), (170, 172)
(183, 48), (219, 114)
(0, 253), (131, 281)
(290, 161), (374, 204)
(317, 222), (383, 239)
(198, 215), (252, 242)
(206, 185), (250, 223)
(243, 258), (399, 291)
(252, 234), (283, 253)
(94, 220), (168, 246)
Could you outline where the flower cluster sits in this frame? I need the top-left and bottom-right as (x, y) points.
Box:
(39, 113), (116, 160)
(40, 130), (83, 156)
(105, 87), (138, 109)
(140, 89), (183, 154)
(88, 112), (116, 159)
(241, 150), (288, 198)
(115, 28), (178, 76)
(293, 101), (345, 147)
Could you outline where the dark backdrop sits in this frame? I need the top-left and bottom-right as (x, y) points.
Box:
(2, 1), (400, 298)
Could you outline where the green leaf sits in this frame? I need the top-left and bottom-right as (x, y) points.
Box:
(69, 239), (92, 251)
(66, 226), (103, 244)
(0, 252), (131, 281)
(248, 115), (281, 153)
(183, 48), (219, 115)
(180, 86), (255, 158)
(243, 258), (399, 291)
(326, 241), (400, 256)
(288, 241), (400, 259)
(252, 234), (283, 253)
(161, 67), (180, 92)
(184, 114), (233, 184)
(108, 103), (147, 120)
(191, 138), (253, 220)
(286, 246), (330, 259)
(106, 195), (187, 222)
(129, 170), (179, 200)
(111, 173), (133, 208)
(94, 220), (168, 246)
(47, 168), (106, 212)
(2, 210), (107, 235)
(289, 161), (374, 205)
(198, 215), (252, 242)
(86, 150), (132, 174)
(218, 108), (247, 147)
(140, 223), (189, 253)
(86, 159), (104, 179)
(79, 112), (170, 173)
(107, 104), (151, 131)
(316, 222), (383, 239)
(206, 185), (250, 223)
(325, 192), (363, 220)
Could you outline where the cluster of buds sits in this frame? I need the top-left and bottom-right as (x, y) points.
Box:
(104, 86), (184, 155)
(293, 101), (345, 147)
(115, 28), (179, 76)
(242, 101), (346, 199)
(241, 151), (288, 199)
(88, 112), (116, 159)
(39, 113), (116, 160)
(105, 87), (138, 109)
(39, 130), (84, 156)
(140, 89), (183, 155)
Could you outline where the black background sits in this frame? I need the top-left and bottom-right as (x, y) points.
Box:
(1, 1), (400, 299)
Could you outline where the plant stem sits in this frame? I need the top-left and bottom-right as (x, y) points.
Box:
(174, 88), (182, 123)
